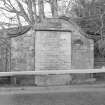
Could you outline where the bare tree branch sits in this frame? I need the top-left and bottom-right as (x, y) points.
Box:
(38, 0), (45, 21)
(27, 0), (35, 24)
(31, 0), (37, 23)
(50, 0), (58, 17)
(15, 0), (31, 24)
(0, 21), (18, 27)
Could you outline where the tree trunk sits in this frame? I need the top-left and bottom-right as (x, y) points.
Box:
(32, 0), (37, 23)
(38, 0), (45, 21)
(27, 0), (35, 25)
(50, 0), (58, 17)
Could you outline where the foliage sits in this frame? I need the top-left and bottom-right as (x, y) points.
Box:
(71, 0), (105, 56)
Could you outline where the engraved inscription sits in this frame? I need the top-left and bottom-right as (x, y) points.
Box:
(35, 31), (71, 70)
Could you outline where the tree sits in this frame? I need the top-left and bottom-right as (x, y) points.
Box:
(70, 0), (105, 57)
(50, 0), (58, 17)
(0, 0), (60, 27)
(0, 0), (38, 26)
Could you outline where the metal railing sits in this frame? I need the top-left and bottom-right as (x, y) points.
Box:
(0, 69), (104, 77)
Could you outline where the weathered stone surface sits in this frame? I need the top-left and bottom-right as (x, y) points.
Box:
(35, 75), (72, 86)
(10, 18), (94, 85)
(35, 30), (72, 86)
(71, 29), (94, 80)
(11, 30), (34, 71)
(35, 31), (71, 70)
(34, 19), (94, 85)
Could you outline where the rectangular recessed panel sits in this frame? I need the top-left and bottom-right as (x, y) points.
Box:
(35, 31), (71, 70)
(11, 33), (34, 71)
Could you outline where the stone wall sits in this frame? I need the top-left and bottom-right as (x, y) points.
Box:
(71, 30), (94, 69)
(71, 30), (94, 80)
(10, 18), (94, 86)
(11, 30), (34, 71)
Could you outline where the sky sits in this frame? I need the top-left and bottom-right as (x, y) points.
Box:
(0, 1), (53, 25)
(0, 0), (74, 27)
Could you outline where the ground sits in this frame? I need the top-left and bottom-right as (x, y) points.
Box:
(0, 85), (105, 105)
(2, 92), (105, 105)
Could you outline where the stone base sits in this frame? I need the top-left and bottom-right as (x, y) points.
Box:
(35, 75), (72, 86)
(72, 74), (91, 80)
(11, 76), (35, 86)
(72, 74), (93, 84)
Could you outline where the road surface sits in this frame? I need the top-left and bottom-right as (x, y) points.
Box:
(0, 86), (105, 105)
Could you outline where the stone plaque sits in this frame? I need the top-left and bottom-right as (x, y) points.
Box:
(35, 31), (71, 70)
